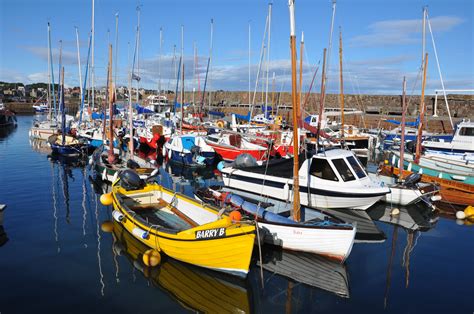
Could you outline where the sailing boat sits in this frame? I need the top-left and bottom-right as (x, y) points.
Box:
(48, 67), (90, 157)
(220, 10), (389, 211)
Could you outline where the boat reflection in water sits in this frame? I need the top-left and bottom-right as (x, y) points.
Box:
(0, 204), (7, 247)
(29, 138), (52, 155)
(258, 247), (350, 298)
(367, 203), (439, 308)
(0, 124), (17, 140)
(110, 220), (252, 313)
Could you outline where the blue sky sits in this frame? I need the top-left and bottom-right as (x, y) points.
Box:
(0, 0), (472, 95)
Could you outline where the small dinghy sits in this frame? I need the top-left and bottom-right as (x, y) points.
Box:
(196, 187), (356, 263)
(103, 170), (256, 277)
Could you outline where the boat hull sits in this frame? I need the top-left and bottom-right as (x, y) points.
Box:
(112, 184), (256, 277)
(221, 170), (386, 210)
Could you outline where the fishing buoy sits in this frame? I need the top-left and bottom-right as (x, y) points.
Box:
(456, 211), (466, 220)
(384, 159), (389, 165)
(101, 221), (114, 233)
(217, 161), (225, 172)
(390, 208), (400, 216)
(100, 193), (113, 206)
(142, 249), (161, 267)
(216, 120), (225, 129)
(229, 210), (242, 222)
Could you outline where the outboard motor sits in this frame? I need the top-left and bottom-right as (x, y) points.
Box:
(126, 159), (141, 169)
(233, 153), (258, 168)
(403, 172), (422, 188)
(119, 170), (145, 191)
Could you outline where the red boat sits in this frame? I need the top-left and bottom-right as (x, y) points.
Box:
(205, 133), (268, 162)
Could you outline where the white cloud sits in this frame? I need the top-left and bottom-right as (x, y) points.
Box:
(350, 16), (464, 47)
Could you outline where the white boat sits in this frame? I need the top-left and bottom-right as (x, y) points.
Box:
(195, 187), (356, 263)
(368, 172), (439, 206)
(220, 148), (390, 210)
(423, 119), (474, 154)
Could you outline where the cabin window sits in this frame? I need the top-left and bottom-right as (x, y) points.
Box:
(310, 159), (339, 182)
(332, 158), (356, 182)
(346, 156), (367, 178)
(206, 136), (219, 143)
(459, 127), (474, 136)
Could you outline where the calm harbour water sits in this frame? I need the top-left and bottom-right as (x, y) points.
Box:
(1, 115), (473, 313)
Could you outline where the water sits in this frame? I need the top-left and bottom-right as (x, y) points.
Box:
(1, 115), (473, 313)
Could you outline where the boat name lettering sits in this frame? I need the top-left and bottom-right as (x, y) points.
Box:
(195, 228), (226, 239)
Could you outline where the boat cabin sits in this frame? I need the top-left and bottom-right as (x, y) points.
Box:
(308, 149), (368, 183)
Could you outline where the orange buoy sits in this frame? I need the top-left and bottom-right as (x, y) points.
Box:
(143, 249), (161, 267)
(229, 210), (242, 222)
(100, 193), (113, 206)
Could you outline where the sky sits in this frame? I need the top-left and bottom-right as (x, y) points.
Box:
(0, 0), (473, 95)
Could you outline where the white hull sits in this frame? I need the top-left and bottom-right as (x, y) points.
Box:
(29, 127), (57, 140)
(259, 221), (355, 262)
(222, 172), (385, 210)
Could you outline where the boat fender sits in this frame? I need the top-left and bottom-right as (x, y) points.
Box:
(217, 161), (225, 171)
(390, 208), (400, 216)
(283, 183), (289, 200)
(407, 163), (412, 172)
(229, 210), (242, 222)
(143, 249), (161, 267)
(102, 169), (107, 181)
(132, 227), (149, 240)
(438, 172), (443, 179)
(100, 193), (114, 206)
(112, 210), (124, 222)
(456, 211), (466, 220)
(418, 168), (423, 175)
(196, 155), (206, 165)
(391, 155), (396, 166)
(430, 195), (442, 202)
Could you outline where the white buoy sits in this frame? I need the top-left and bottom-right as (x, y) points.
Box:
(438, 172), (443, 179)
(418, 168), (423, 175)
(456, 211), (466, 220)
(456, 219), (465, 226)
(390, 208), (400, 216)
(391, 155), (396, 166)
(407, 162), (412, 172)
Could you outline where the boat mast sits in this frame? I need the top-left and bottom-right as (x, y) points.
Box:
(298, 31), (304, 127)
(338, 28), (344, 142)
(264, 3), (272, 119)
(180, 25), (184, 134)
(128, 47), (134, 159)
(208, 19), (214, 114)
(315, 49), (327, 148)
(107, 45), (115, 164)
(79, 33), (92, 125)
(288, 0), (300, 222)
(136, 6), (141, 104)
(159, 27), (163, 94)
(57, 40), (63, 117)
(60, 67), (65, 146)
(47, 22), (54, 120)
(91, 0), (95, 111)
(75, 26), (83, 115)
(248, 21), (251, 107)
(114, 13), (119, 96)
(322, 0), (336, 110)
(414, 53), (428, 164)
(399, 77), (407, 180)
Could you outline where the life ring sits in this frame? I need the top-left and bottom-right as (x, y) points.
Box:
(216, 120), (225, 129)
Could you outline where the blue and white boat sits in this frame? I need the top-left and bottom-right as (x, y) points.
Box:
(164, 134), (216, 167)
(423, 119), (474, 155)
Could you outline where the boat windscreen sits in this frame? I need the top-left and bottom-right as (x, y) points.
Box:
(459, 127), (474, 136)
(309, 158), (339, 182)
(346, 156), (366, 178)
(331, 158), (356, 182)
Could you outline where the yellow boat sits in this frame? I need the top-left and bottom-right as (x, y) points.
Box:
(108, 170), (256, 277)
(111, 220), (251, 313)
